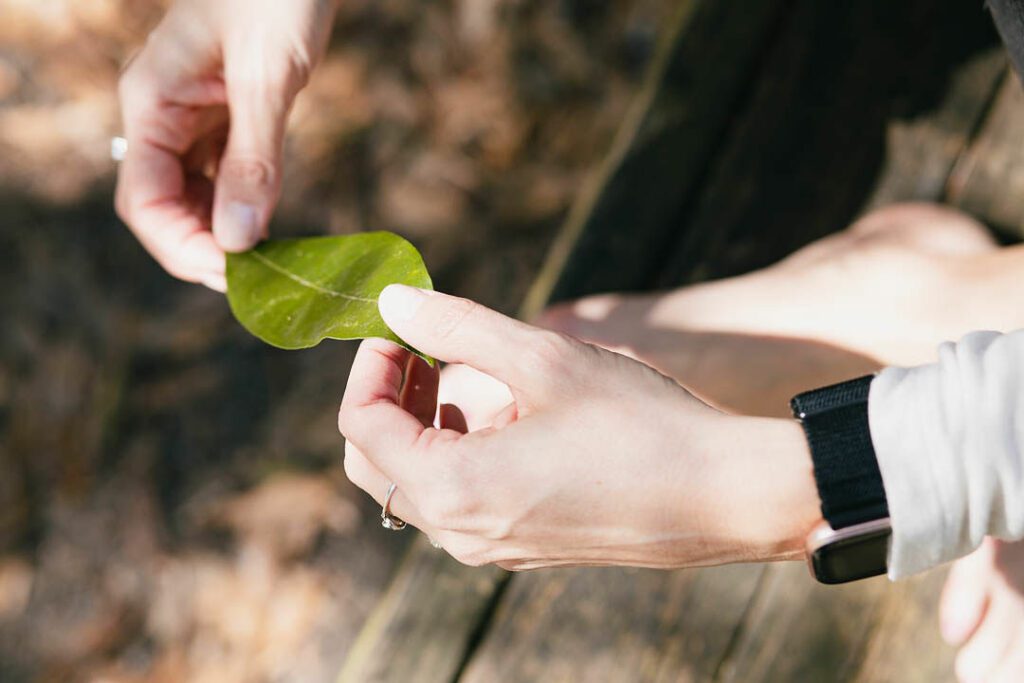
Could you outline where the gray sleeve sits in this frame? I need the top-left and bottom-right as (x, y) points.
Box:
(869, 330), (1024, 579)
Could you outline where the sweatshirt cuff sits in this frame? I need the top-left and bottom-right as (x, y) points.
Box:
(869, 364), (949, 580)
(869, 330), (1023, 581)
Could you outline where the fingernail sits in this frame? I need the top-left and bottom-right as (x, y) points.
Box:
(378, 284), (427, 324)
(219, 202), (261, 251)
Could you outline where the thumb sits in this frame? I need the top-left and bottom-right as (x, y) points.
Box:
(378, 285), (572, 395)
(213, 66), (295, 252)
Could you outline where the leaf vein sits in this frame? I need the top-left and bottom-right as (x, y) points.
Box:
(250, 251), (376, 303)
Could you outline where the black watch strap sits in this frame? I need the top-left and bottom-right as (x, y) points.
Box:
(790, 375), (888, 529)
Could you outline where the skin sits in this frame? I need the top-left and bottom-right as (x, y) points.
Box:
(115, 0), (339, 291)
(116, 0), (1024, 677)
(339, 285), (823, 570)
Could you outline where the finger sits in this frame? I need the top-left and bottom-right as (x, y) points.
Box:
(344, 441), (433, 534)
(401, 354), (440, 428)
(492, 402), (519, 429)
(439, 403), (468, 433)
(116, 150), (225, 283)
(378, 285), (571, 393)
(338, 339), (434, 483)
(941, 540), (995, 645)
(117, 67), (228, 284)
(212, 50), (300, 252)
(955, 594), (1019, 683)
(116, 139), (227, 279)
(183, 122), (229, 179)
(990, 633), (1024, 683)
(437, 363), (513, 431)
(201, 271), (227, 293)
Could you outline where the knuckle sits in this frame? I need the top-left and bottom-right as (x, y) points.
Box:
(431, 296), (478, 343)
(496, 558), (532, 572)
(116, 73), (132, 105)
(227, 45), (310, 105)
(480, 518), (514, 542)
(117, 53), (161, 113)
(530, 330), (571, 365)
(259, 59), (294, 91)
(457, 552), (491, 568)
(421, 492), (466, 530)
(220, 156), (277, 189)
(446, 540), (495, 568)
(160, 259), (192, 283)
(267, 53), (312, 96)
(284, 39), (316, 86)
(337, 405), (354, 438)
(342, 447), (368, 488)
(342, 450), (357, 482)
(421, 461), (479, 530)
(524, 330), (574, 385)
(113, 186), (132, 224)
(117, 63), (144, 104)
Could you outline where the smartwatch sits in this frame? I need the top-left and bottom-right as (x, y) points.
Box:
(791, 375), (891, 584)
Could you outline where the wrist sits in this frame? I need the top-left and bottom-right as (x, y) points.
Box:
(716, 416), (822, 562)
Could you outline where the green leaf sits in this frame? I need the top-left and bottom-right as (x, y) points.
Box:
(226, 232), (434, 362)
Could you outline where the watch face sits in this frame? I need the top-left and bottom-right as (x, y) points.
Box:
(809, 526), (891, 584)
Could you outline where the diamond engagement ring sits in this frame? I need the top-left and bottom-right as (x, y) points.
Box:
(381, 482), (407, 531)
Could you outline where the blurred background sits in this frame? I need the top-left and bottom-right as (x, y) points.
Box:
(0, 0), (675, 680)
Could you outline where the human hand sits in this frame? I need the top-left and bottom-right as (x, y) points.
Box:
(115, 0), (339, 290)
(338, 286), (821, 570)
(942, 538), (1024, 682)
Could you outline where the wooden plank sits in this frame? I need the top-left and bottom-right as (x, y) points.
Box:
(522, 0), (790, 314)
(851, 569), (955, 683)
(461, 564), (763, 683)
(462, 1), (1004, 682)
(657, 0), (1005, 286)
(866, 58), (1008, 211)
(717, 564), (889, 683)
(948, 75), (1024, 240)
(338, 2), (791, 679)
(337, 536), (506, 683)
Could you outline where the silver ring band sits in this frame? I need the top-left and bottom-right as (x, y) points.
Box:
(381, 482), (406, 531)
